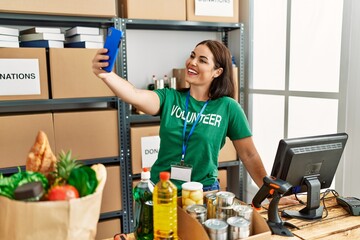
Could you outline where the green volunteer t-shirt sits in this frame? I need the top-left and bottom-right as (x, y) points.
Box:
(151, 88), (252, 190)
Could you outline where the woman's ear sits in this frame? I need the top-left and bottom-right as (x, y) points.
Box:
(214, 68), (223, 78)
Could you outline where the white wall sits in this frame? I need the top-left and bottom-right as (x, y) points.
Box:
(126, 30), (220, 89)
(337, 0), (360, 197)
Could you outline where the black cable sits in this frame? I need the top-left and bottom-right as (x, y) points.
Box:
(320, 189), (339, 219)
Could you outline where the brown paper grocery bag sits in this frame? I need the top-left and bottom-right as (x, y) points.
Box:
(0, 171), (106, 240)
(0, 189), (102, 240)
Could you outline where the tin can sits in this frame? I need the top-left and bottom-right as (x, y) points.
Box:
(205, 192), (217, 219)
(186, 204), (207, 224)
(204, 219), (228, 240)
(227, 216), (250, 239)
(233, 204), (253, 221)
(154, 79), (164, 89)
(216, 191), (235, 207)
(170, 77), (177, 89)
(216, 205), (234, 221)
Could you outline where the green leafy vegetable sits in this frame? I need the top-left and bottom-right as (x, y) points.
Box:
(67, 166), (98, 197)
(0, 169), (49, 199)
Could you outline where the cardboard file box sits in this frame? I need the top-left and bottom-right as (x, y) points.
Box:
(53, 110), (119, 160)
(218, 169), (228, 191)
(218, 137), (237, 163)
(100, 165), (123, 213)
(172, 68), (190, 89)
(0, 0), (116, 17)
(118, 0), (186, 21)
(130, 125), (160, 174)
(186, 0), (239, 23)
(49, 48), (115, 99)
(96, 218), (122, 240)
(0, 48), (49, 101)
(0, 113), (55, 168)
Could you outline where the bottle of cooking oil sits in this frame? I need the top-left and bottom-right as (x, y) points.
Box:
(153, 172), (178, 240)
(133, 168), (154, 240)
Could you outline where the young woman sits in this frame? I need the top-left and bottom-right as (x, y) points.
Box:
(92, 40), (297, 203)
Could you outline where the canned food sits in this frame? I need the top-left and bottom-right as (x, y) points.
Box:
(216, 191), (235, 207)
(170, 77), (177, 89)
(154, 79), (164, 89)
(204, 219), (228, 240)
(233, 204), (253, 221)
(205, 192), (217, 219)
(182, 182), (203, 209)
(227, 216), (250, 239)
(186, 204), (207, 224)
(216, 206), (234, 221)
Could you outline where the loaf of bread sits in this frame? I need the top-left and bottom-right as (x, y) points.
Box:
(26, 130), (57, 177)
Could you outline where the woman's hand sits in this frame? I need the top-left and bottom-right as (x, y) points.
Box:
(278, 195), (299, 205)
(113, 233), (131, 240)
(92, 48), (111, 78)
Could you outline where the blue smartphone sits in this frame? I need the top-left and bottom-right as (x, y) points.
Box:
(102, 27), (123, 72)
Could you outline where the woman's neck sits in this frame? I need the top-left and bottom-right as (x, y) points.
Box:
(189, 87), (209, 101)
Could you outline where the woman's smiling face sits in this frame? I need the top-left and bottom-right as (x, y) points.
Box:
(185, 44), (222, 88)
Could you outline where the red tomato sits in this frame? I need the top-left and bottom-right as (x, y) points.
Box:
(48, 185), (79, 201)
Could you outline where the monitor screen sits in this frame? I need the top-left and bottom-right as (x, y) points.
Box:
(270, 132), (348, 219)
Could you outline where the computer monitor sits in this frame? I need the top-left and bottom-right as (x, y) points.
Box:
(270, 132), (348, 220)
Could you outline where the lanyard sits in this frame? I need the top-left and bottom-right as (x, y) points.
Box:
(181, 91), (209, 164)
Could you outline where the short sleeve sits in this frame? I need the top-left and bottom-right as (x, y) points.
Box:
(227, 99), (252, 140)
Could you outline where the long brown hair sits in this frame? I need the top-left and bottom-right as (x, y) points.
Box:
(196, 40), (234, 99)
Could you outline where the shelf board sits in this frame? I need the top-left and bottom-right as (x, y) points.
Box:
(0, 166), (26, 176)
(99, 210), (124, 220)
(81, 157), (121, 166)
(0, 12), (114, 28)
(129, 113), (160, 124)
(122, 18), (241, 32)
(0, 97), (119, 113)
(219, 160), (239, 168)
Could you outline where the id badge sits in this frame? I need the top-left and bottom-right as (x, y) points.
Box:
(171, 163), (192, 182)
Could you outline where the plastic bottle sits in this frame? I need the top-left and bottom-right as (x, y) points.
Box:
(133, 168), (155, 240)
(163, 74), (169, 88)
(153, 172), (178, 240)
(147, 75), (156, 90)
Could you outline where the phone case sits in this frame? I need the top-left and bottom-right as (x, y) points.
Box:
(102, 27), (123, 72)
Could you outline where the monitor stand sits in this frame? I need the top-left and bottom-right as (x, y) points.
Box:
(282, 176), (323, 220)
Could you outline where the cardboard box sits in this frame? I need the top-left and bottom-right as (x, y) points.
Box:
(172, 68), (190, 89)
(0, 0), (116, 17)
(0, 48), (49, 101)
(0, 113), (54, 168)
(53, 110), (119, 160)
(177, 197), (271, 240)
(96, 218), (122, 240)
(49, 48), (115, 99)
(118, 0), (186, 21)
(218, 137), (237, 162)
(233, 66), (239, 101)
(218, 169), (228, 191)
(186, 0), (239, 23)
(100, 165), (122, 213)
(130, 125), (160, 174)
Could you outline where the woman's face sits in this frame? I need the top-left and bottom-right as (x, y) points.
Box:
(185, 44), (222, 88)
